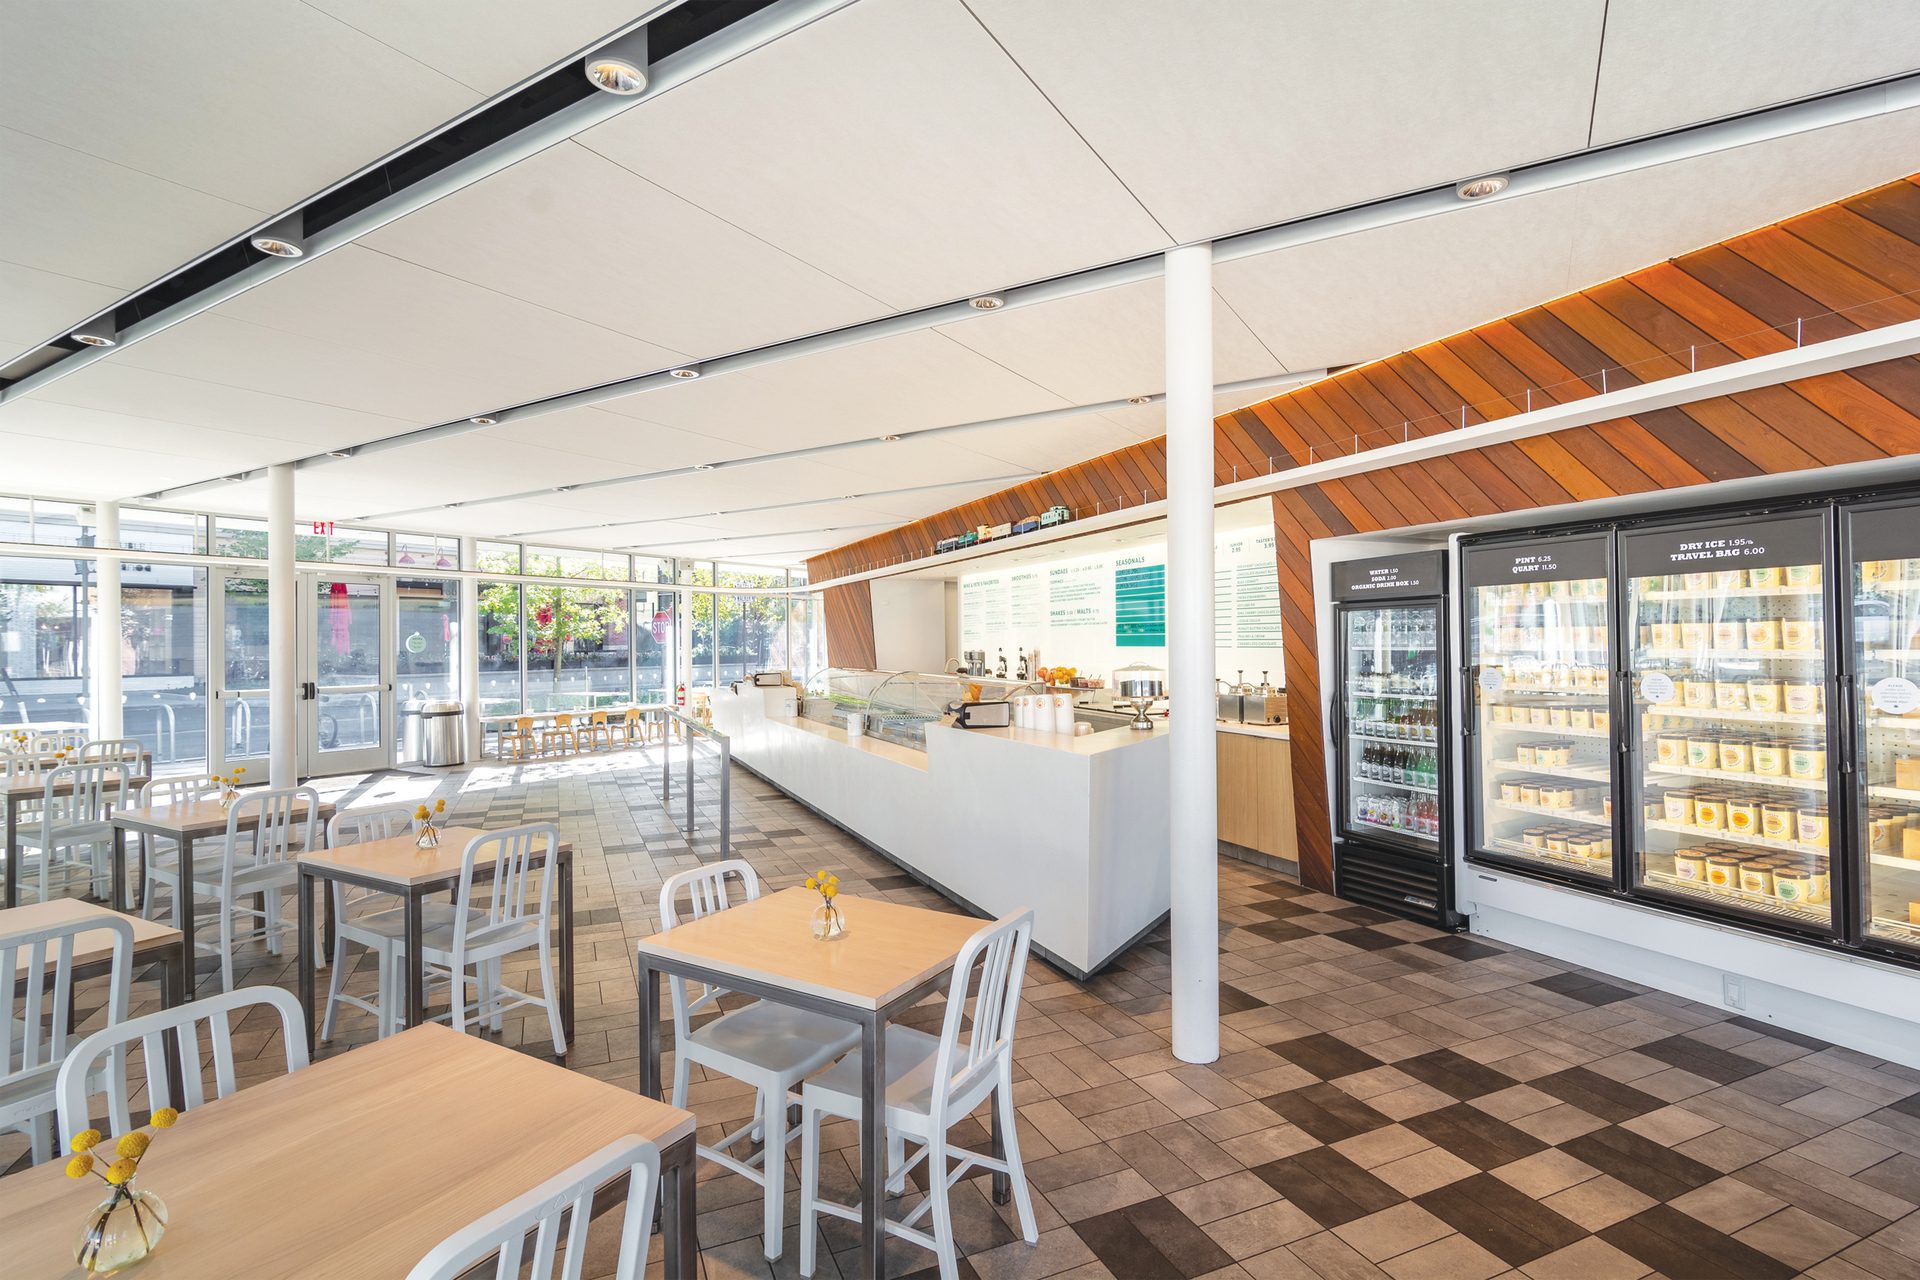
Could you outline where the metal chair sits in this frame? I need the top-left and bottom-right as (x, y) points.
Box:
(15, 761), (132, 902)
(2, 914), (134, 1165)
(136, 774), (220, 918)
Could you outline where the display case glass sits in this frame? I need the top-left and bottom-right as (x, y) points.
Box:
(798, 668), (1041, 750)
(1846, 501), (1920, 956)
(1340, 602), (1441, 852)
(1465, 536), (1614, 882)
(1624, 512), (1837, 934)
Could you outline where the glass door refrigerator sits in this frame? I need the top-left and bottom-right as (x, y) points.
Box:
(1842, 498), (1920, 962)
(1621, 510), (1841, 938)
(1463, 534), (1618, 886)
(1330, 552), (1456, 927)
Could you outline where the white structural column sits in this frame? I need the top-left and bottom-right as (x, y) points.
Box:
(91, 501), (123, 740)
(267, 464), (298, 787)
(1165, 242), (1220, 1064)
(458, 536), (482, 760)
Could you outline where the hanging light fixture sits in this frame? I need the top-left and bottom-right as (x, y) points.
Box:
(585, 27), (649, 95)
(72, 317), (119, 348)
(250, 212), (307, 258)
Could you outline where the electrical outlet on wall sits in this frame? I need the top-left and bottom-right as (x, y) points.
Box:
(1723, 974), (1746, 1010)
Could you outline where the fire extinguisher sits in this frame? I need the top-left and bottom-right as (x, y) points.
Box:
(675, 682), (686, 708)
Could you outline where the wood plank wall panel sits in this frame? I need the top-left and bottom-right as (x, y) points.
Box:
(808, 174), (1920, 890)
(819, 580), (875, 670)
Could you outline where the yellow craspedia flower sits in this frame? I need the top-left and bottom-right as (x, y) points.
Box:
(70, 1129), (102, 1153)
(822, 884), (839, 900)
(415, 804), (431, 820)
(433, 798), (445, 813)
(234, 765), (245, 774)
(805, 876), (818, 890)
(65, 1154), (94, 1179)
(116, 1132), (150, 1159)
(104, 1159), (136, 1186)
(150, 1108), (179, 1130)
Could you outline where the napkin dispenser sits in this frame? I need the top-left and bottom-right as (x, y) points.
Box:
(951, 700), (1012, 728)
(752, 670), (790, 687)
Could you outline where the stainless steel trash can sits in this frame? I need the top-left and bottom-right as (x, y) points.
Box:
(421, 700), (467, 767)
(399, 699), (427, 762)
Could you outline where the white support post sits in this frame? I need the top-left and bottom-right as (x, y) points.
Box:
(459, 536), (481, 760)
(268, 464), (298, 787)
(1165, 242), (1220, 1064)
(91, 501), (123, 741)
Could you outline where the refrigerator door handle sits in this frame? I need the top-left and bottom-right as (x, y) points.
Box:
(1838, 677), (1855, 774)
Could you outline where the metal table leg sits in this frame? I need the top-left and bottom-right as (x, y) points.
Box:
(110, 827), (128, 913)
(5, 792), (19, 909)
(661, 1133), (697, 1280)
(991, 1085), (1010, 1205)
(404, 888), (426, 1031)
(297, 868), (318, 1053)
(558, 853), (575, 1041)
(859, 1011), (888, 1279)
(176, 834), (200, 981)
(161, 941), (189, 1105)
(637, 955), (660, 1101)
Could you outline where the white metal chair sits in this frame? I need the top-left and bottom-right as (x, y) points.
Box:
(136, 774), (219, 917)
(33, 729), (87, 754)
(56, 986), (309, 1141)
(0, 751), (58, 843)
(381, 823), (567, 1054)
(320, 805), (451, 1042)
(798, 910), (1039, 1280)
(2, 914), (133, 1165)
(14, 761), (132, 902)
(658, 860), (860, 1261)
(79, 738), (144, 765)
(143, 786), (320, 991)
(406, 1134), (660, 1280)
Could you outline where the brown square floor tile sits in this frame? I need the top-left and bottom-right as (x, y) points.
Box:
(1166, 1172), (1281, 1226)
(1072, 1197), (1234, 1280)
(1734, 1205), (1862, 1272)
(1619, 1103), (1722, 1147)
(1370, 1147), (1481, 1198)
(1276, 1033), (1386, 1082)
(1403, 1103), (1547, 1170)
(1531, 1068), (1664, 1125)
(1331, 1201), (1454, 1263)
(1540, 1175), (1657, 1233)
(1377, 1232), (1506, 1280)
(1490, 1149), (1599, 1199)
(1416, 1173), (1586, 1266)
(1202, 1198), (1321, 1261)
(1598, 1204), (1798, 1280)
(1509, 1103), (1609, 1145)
(1333, 1124), (1433, 1171)
(1262, 1082), (1394, 1145)
(1560, 1125), (1720, 1201)
(1251, 1147), (1405, 1229)
(1515, 1235), (1652, 1280)
(1668, 1175), (1790, 1234)
(1392, 1048), (1517, 1101)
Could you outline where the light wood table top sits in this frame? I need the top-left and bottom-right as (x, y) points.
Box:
(2, 899), (181, 976)
(109, 794), (332, 838)
(0, 1023), (695, 1278)
(636, 887), (986, 1010)
(299, 826), (567, 887)
(4, 770), (150, 801)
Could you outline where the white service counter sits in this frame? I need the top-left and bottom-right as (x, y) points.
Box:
(713, 685), (1171, 976)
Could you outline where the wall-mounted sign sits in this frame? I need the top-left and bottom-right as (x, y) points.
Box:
(1464, 535), (1608, 588)
(1622, 512), (1826, 577)
(310, 520), (335, 537)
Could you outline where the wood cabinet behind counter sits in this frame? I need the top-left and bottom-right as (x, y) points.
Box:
(1217, 723), (1297, 865)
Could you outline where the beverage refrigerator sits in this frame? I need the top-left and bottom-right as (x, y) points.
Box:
(1462, 533), (1618, 887)
(1330, 551), (1458, 928)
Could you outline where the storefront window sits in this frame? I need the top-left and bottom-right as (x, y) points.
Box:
(120, 509), (203, 555)
(477, 580), (522, 715)
(0, 563), (90, 730)
(394, 531), (460, 570)
(635, 590), (674, 704)
(524, 585), (629, 710)
(121, 562), (209, 774)
(476, 542), (521, 574)
(219, 574), (272, 762)
(526, 546), (627, 581)
(320, 525), (389, 565)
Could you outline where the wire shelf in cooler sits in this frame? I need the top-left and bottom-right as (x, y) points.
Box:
(1482, 837), (1611, 874)
(1646, 763), (1826, 792)
(1349, 727), (1439, 746)
(1867, 917), (1920, 946)
(1639, 649), (1823, 663)
(1641, 869), (1829, 924)
(1640, 704), (1826, 728)
(1864, 649), (1920, 661)
(1353, 775), (1438, 795)
(1870, 854), (1920, 874)
(1493, 800), (1610, 826)
(1867, 784), (1920, 803)
(1866, 715), (1920, 734)
(1347, 688), (1438, 700)
(1486, 689), (1609, 702)
(1643, 818), (1828, 858)
(1639, 585), (1821, 601)
(1490, 759), (1613, 782)
(1483, 720), (1610, 738)
(1351, 817), (1437, 843)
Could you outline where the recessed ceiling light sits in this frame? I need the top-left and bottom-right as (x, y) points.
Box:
(668, 366), (701, 380)
(325, 449), (352, 459)
(469, 415), (498, 426)
(1126, 395), (1152, 405)
(250, 212), (306, 259)
(968, 294), (1005, 311)
(584, 27), (649, 95)
(554, 485), (575, 493)
(694, 463), (715, 471)
(1455, 173), (1510, 200)
(72, 320), (118, 348)
(222, 473), (246, 483)
(445, 501), (464, 509)
(879, 434), (901, 442)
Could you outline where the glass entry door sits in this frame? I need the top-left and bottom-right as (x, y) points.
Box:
(210, 570), (272, 775)
(306, 574), (391, 776)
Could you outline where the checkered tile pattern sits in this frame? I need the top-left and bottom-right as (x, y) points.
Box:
(8, 745), (1920, 1279)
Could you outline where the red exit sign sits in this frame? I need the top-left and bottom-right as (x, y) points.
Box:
(310, 521), (335, 536)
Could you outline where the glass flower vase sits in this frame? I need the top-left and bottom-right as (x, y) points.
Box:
(811, 902), (846, 941)
(218, 785), (239, 811)
(75, 1184), (167, 1274)
(416, 822), (440, 849)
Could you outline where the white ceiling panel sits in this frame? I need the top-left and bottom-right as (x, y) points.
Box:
(1213, 184), (1590, 374)
(598, 327), (1071, 449)
(1591, 0), (1920, 145)
(930, 415), (1151, 475)
(0, 262), (123, 354)
(0, 429), (214, 498)
(482, 406), (756, 472)
(806, 436), (1032, 485)
(0, 126), (263, 294)
(302, 0), (645, 96)
(576, 0), (1171, 311)
(933, 280), (1283, 404)
(964, 0), (1606, 244)
(361, 140), (890, 359)
(0, 2), (478, 215)
(1566, 106), (1920, 288)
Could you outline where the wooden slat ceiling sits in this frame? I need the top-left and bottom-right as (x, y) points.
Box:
(811, 173), (1920, 890)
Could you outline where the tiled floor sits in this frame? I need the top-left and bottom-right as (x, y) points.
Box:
(10, 744), (1920, 1279)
